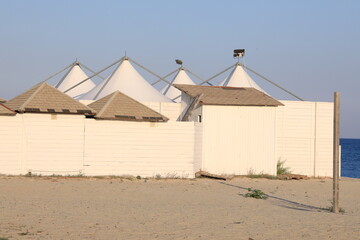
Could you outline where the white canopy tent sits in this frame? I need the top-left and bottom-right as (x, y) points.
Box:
(219, 63), (267, 93)
(80, 59), (172, 102)
(161, 68), (196, 102)
(55, 63), (96, 98)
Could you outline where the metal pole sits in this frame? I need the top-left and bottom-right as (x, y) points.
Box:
(41, 62), (75, 83)
(64, 57), (124, 94)
(333, 92), (340, 213)
(128, 58), (172, 85)
(151, 69), (178, 86)
(198, 63), (237, 86)
(78, 63), (106, 80)
(184, 68), (213, 86)
(240, 63), (304, 101)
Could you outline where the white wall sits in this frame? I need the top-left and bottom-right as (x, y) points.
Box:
(0, 100), (335, 178)
(201, 105), (278, 175)
(23, 114), (86, 175)
(0, 114), (200, 178)
(276, 101), (334, 177)
(83, 120), (198, 178)
(0, 115), (23, 175)
(142, 102), (182, 121)
(194, 122), (203, 173)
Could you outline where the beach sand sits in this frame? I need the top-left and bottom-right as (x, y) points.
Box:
(0, 176), (359, 240)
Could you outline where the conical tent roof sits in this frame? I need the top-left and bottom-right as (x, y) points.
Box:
(80, 59), (172, 102)
(5, 82), (94, 114)
(219, 64), (267, 93)
(161, 68), (196, 102)
(55, 63), (96, 98)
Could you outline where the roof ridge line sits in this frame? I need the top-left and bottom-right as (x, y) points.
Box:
(0, 103), (15, 114)
(19, 83), (46, 111)
(97, 92), (118, 117)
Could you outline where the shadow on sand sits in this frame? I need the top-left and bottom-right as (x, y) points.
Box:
(218, 181), (329, 213)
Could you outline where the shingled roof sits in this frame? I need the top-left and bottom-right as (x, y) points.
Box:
(174, 84), (283, 106)
(0, 97), (6, 103)
(0, 104), (16, 116)
(5, 82), (95, 114)
(88, 91), (168, 122)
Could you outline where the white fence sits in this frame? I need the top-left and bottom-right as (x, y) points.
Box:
(200, 105), (278, 176)
(276, 101), (334, 177)
(0, 100), (335, 178)
(0, 114), (200, 178)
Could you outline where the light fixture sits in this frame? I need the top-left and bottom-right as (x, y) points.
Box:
(175, 59), (183, 66)
(233, 49), (245, 58)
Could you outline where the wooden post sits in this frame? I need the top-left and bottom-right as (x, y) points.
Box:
(333, 92), (340, 213)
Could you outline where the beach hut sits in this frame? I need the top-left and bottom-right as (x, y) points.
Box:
(161, 68), (196, 102)
(55, 63), (96, 98)
(219, 63), (267, 94)
(80, 58), (172, 103)
(88, 91), (168, 122)
(3, 82), (95, 176)
(175, 84), (283, 175)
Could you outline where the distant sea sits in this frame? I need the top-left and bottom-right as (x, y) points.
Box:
(341, 138), (360, 178)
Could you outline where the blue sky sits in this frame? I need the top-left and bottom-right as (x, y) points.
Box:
(0, 0), (359, 137)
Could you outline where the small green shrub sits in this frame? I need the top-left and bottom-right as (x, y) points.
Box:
(244, 188), (268, 199)
(0, 237), (9, 240)
(277, 159), (291, 175)
(136, 175), (141, 180)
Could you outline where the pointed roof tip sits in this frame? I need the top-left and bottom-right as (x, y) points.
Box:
(5, 82), (95, 115)
(220, 64), (268, 94)
(55, 63), (96, 98)
(88, 90), (168, 122)
(161, 68), (196, 102)
(80, 59), (172, 102)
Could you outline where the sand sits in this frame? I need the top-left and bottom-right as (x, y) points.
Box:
(0, 176), (359, 240)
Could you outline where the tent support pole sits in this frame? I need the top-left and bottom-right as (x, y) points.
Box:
(239, 63), (304, 101)
(184, 68), (212, 86)
(42, 62), (75, 83)
(78, 63), (106, 80)
(64, 57), (125, 94)
(151, 69), (179, 86)
(198, 63), (237, 86)
(128, 58), (172, 85)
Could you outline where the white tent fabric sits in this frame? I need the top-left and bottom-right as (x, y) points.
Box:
(219, 64), (267, 93)
(161, 69), (196, 102)
(80, 59), (172, 102)
(55, 64), (96, 98)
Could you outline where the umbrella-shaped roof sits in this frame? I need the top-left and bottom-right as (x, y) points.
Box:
(219, 64), (267, 94)
(80, 59), (172, 102)
(161, 68), (196, 102)
(55, 63), (96, 98)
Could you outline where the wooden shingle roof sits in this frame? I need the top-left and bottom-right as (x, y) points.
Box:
(174, 84), (283, 106)
(88, 91), (168, 122)
(5, 82), (95, 114)
(0, 104), (16, 116)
